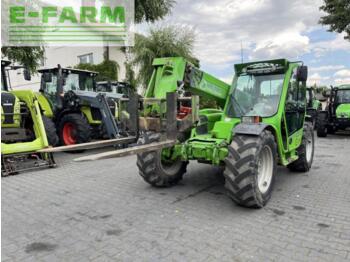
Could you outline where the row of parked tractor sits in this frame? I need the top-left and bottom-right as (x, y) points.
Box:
(1, 57), (349, 208)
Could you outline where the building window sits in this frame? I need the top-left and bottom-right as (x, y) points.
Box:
(78, 53), (93, 64)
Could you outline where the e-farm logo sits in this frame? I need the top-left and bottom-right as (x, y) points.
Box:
(2, 0), (134, 46)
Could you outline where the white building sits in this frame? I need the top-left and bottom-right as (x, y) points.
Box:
(8, 46), (126, 91)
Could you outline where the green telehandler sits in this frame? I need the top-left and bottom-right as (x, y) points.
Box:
(317, 84), (350, 137)
(1, 60), (58, 176)
(76, 57), (314, 208)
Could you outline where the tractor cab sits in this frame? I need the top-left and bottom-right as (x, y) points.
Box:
(96, 81), (132, 98)
(333, 85), (350, 123)
(38, 67), (97, 109)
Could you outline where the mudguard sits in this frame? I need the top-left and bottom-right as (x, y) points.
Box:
(234, 122), (270, 136)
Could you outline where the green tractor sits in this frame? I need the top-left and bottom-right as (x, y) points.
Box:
(306, 87), (322, 129)
(78, 57), (314, 208)
(317, 85), (350, 137)
(36, 66), (135, 147)
(1, 60), (58, 176)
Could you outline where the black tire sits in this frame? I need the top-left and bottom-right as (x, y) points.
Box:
(136, 132), (188, 187)
(287, 122), (314, 172)
(224, 130), (277, 208)
(317, 113), (328, 137)
(58, 113), (91, 146)
(42, 115), (59, 146)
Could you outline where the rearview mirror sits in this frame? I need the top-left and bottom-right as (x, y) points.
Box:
(23, 68), (31, 81)
(43, 73), (52, 82)
(296, 66), (308, 82)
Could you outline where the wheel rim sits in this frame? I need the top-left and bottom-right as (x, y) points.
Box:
(257, 145), (274, 194)
(62, 123), (77, 145)
(305, 130), (313, 163)
(158, 148), (182, 175)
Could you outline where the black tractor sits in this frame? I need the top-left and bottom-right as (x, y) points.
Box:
(317, 85), (350, 137)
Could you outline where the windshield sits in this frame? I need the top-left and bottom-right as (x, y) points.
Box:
(63, 73), (94, 92)
(43, 73), (94, 93)
(336, 89), (350, 103)
(227, 73), (285, 118)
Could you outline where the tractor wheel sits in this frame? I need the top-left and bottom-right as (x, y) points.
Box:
(42, 115), (59, 146)
(58, 113), (91, 146)
(224, 130), (277, 208)
(317, 113), (328, 137)
(136, 132), (188, 187)
(287, 122), (314, 172)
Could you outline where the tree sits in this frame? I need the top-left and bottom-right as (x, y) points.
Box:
(75, 60), (120, 82)
(135, 0), (175, 23)
(132, 25), (197, 88)
(1, 47), (45, 72)
(319, 0), (350, 40)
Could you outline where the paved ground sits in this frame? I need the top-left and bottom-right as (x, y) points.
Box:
(2, 134), (350, 261)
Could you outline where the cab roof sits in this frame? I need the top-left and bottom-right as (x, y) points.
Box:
(38, 66), (98, 76)
(336, 84), (350, 90)
(234, 58), (297, 74)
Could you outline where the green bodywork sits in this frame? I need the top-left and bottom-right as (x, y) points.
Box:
(336, 104), (350, 119)
(335, 85), (350, 119)
(146, 57), (306, 166)
(1, 92), (21, 128)
(312, 99), (322, 111)
(35, 92), (54, 118)
(1, 90), (49, 155)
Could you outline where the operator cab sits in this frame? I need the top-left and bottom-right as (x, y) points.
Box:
(334, 86), (350, 104)
(96, 81), (132, 98)
(38, 66), (97, 108)
(228, 63), (286, 118)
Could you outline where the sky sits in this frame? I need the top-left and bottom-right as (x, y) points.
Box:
(143, 0), (350, 86)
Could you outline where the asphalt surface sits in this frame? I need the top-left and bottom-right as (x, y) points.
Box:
(2, 133), (350, 261)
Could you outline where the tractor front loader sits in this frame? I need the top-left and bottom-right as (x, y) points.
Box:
(317, 85), (350, 137)
(36, 66), (138, 152)
(76, 57), (314, 208)
(1, 60), (57, 176)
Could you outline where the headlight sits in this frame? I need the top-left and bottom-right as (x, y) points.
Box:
(241, 116), (262, 124)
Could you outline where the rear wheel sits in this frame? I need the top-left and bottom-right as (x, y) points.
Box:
(136, 132), (188, 187)
(288, 122), (314, 172)
(58, 113), (91, 146)
(42, 115), (59, 146)
(224, 130), (277, 208)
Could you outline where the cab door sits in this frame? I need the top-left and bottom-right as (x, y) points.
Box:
(284, 68), (306, 151)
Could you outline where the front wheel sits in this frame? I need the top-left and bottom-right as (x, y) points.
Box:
(42, 115), (59, 146)
(287, 122), (314, 172)
(136, 132), (188, 187)
(58, 113), (91, 146)
(224, 130), (277, 208)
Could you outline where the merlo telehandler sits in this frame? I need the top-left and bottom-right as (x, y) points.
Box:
(317, 85), (350, 137)
(1, 60), (57, 176)
(76, 57), (314, 208)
